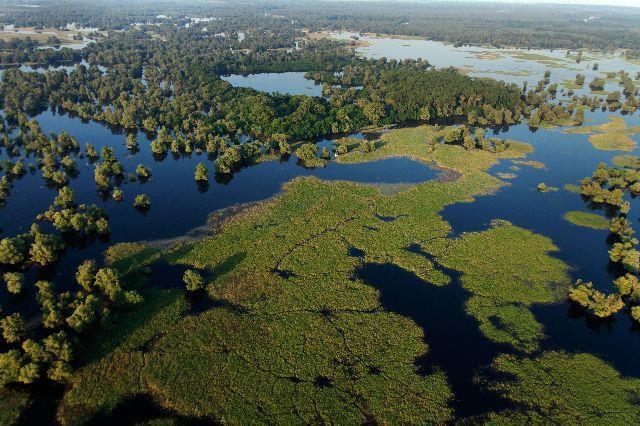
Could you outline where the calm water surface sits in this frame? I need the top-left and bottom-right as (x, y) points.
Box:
(220, 72), (322, 96)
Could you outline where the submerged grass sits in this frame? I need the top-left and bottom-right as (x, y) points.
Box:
(56, 125), (573, 423)
(512, 159), (546, 169)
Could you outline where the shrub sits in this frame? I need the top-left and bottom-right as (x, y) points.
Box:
(3, 272), (24, 294)
(134, 194), (151, 210)
(183, 269), (204, 291)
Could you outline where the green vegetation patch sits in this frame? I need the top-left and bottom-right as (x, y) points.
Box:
(56, 125), (570, 422)
(0, 388), (32, 425)
(480, 351), (640, 424)
(507, 51), (573, 69)
(613, 155), (640, 169)
(564, 183), (581, 193)
(563, 211), (610, 230)
(565, 116), (640, 151)
(104, 242), (161, 275)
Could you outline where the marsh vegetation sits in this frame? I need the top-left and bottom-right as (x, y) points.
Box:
(1, 0), (640, 423)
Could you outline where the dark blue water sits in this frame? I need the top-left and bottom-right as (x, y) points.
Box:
(443, 111), (640, 293)
(439, 110), (640, 381)
(220, 72), (322, 96)
(357, 256), (511, 418)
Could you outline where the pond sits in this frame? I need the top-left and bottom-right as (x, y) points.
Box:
(220, 72), (323, 96)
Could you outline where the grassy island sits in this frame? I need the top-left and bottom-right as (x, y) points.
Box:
(563, 211), (610, 230)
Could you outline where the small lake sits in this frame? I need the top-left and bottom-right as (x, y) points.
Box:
(220, 72), (322, 96)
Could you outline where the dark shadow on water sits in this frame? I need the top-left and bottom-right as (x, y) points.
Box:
(534, 301), (640, 378)
(147, 262), (223, 315)
(356, 253), (512, 418)
(16, 381), (65, 426)
(348, 245), (365, 257)
(89, 394), (215, 425)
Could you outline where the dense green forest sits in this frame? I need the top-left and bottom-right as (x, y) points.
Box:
(3, 0), (640, 51)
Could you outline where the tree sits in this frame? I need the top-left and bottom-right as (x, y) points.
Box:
(126, 133), (138, 150)
(29, 232), (60, 266)
(574, 108), (584, 125)
(1, 313), (26, 344)
(135, 164), (152, 180)
(462, 135), (476, 151)
(320, 147), (331, 159)
(94, 268), (123, 302)
(195, 162), (208, 182)
(589, 77), (605, 91)
(66, 294), (99, 332)
(0, 350), (25, 386)
(134, 194), (151, 210)
(296, 143), (325, 168)
(183, 269), (205, 291)
(443, 127), (463, 144)
(22, 339), (49, 363)
(569, 280), (624, 318)
(614, 274), (640, 301)
(112, 187), (123, 201)
(215, 147), (242, 174)
(54, 186), (75, 208)
(48, 360), (72, 382)
(85, 144), (99, 160)
(43, 331), (73, 363)
(76, 259), (97, 291)
(3, 272), (24, 294)
(358, 99), (385, 126)
(360, 140), (376, 153)
(278, 140), (291, 157)
(0, 237), (27, 265)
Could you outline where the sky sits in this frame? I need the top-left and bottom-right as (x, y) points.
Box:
(475, 0), (640, 6)
(339, 0), (640, 7)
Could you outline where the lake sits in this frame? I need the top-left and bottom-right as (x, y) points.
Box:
(220, 72), (322, 96)
(330, 32), (640, 94)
